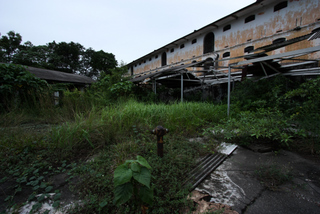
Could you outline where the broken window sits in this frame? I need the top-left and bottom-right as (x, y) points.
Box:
(223, 24), (231, 32)
(223, 52), (230, 58)
(245, 15), (255, 23)
(203, 32), (215, 54)
(274, 1), (288, 12)
(244, 46), (254, 53)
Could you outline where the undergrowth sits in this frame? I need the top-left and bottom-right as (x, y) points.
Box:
(1, 67), (320, 213)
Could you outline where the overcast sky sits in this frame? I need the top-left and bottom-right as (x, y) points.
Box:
(1, 0), (255, 65)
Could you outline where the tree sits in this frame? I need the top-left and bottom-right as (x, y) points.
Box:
(81, 48), (118, 78)
(47, 41), (84, 73)
(0, 31), (119, 78)
(0, 31), (22, 63)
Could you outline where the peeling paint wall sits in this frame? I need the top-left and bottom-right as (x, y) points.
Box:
(129, 0), (320, 75)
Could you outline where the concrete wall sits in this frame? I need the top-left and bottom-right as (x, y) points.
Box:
(129, 0), (320, 75)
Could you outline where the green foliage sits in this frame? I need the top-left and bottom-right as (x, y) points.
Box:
(0, 31), (118, 77)
(109, 81), (135, 98)
(214, 108), (291, 146)
(113, 155), (153, 209)
(283, 77), (320, 154)
(231, 76), (290, 110)
(0, 63), (48, 112)
(0, 31), (22, 63)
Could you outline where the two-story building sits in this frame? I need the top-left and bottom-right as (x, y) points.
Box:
(128, 0), (320, 99)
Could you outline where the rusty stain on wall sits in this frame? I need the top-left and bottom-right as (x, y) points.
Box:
(128, 0), (320, 77)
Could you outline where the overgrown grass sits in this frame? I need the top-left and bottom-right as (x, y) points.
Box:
(0, 98), (224, 213)
(1, 76), (320, 213)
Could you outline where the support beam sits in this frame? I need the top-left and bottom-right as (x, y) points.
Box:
(236, 45), (320, 66)
(181, 73), (184, 103)
(227, 65), (231, 117)
(153, 80), (157, 94)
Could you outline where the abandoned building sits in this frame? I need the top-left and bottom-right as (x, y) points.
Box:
(26, 66), (94, 105)
(128, 0), (320, 101)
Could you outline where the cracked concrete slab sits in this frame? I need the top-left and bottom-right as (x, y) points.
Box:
(195, 147), (320, 214)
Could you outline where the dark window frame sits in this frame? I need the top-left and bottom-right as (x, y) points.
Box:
(244, 46), (254, 53)
(223, 52), (230, 58)
(245, 15), (255, 23)
(274, 1), (288, 12)
(223, 24), (231, 32)
(273, 37), (286, 44)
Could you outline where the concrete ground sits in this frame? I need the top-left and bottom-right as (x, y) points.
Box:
(196, 146), (320, 214)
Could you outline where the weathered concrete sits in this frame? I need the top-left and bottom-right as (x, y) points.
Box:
(196, 147), (320, 214)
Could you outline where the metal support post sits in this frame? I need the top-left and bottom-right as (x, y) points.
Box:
(227, 65), (231, 117)
(153, 80), (157, 94)
(151, 126), (169, 158)
(181, 73), (184, 102)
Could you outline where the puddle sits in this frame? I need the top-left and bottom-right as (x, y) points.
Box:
(196, 164), (245, 206)
(7, 193), (79, 214)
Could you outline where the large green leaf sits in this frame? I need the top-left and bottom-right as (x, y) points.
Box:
(113, 182), (133, 206)
(113, 164), (133, 187)
(139, 185), (154, 206)
(136, 155), (152, 169)
(133, 167), (151, 188)
(130, 162), (141, 172)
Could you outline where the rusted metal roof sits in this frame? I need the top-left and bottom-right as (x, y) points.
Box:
(130, 60), (205, 84)
(308, 31), (320, 41)
(26, 66), (95, 85)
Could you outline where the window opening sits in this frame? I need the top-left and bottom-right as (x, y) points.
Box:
(273, 38), (286, 44)
(223, 24), (231, 32)
(192, 39), (197, 44)
(204, 58), (214, 70)
(170, 48), (174, 53)
(180, 44), (185, 49)
(161, 52), (167, 66)
(274, 1), (288, 12)
(244, 46), (254, 53)
(223, 52), (230, 58)
(203, 32), (215, 54)
(245, 15), (255, 23)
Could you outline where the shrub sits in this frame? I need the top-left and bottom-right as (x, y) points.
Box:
(0, 63), (48, 112)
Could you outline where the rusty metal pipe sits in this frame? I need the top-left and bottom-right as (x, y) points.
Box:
(151, 125), (169, 158)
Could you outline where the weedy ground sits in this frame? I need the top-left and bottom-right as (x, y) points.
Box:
(1, 76), (320, 213)
(0, 99), (226, 213)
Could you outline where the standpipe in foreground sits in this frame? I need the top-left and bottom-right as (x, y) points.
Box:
(151, 126), (169, 158)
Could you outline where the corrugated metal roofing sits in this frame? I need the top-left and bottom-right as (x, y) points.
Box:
(308, 31), (320, 41)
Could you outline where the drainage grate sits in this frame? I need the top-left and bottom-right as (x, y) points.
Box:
(183, 143), (237, 190)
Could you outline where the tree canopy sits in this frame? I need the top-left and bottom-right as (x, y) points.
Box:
(0, 31), (118, 78)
